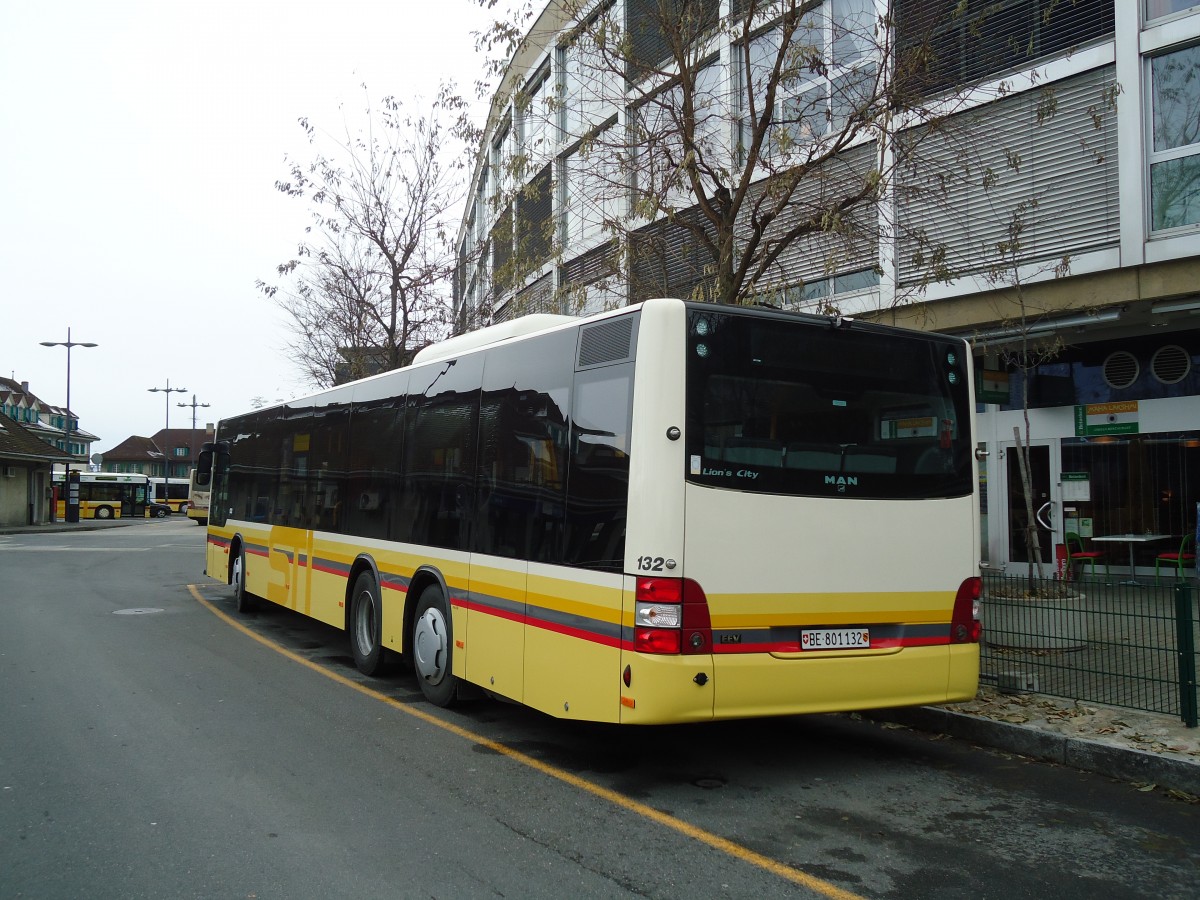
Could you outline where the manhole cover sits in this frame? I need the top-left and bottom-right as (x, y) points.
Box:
(113, 608), (164, 615)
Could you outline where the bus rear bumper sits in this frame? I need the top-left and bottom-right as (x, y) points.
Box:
(617, 644), (978, 724)
(711, 645), (980, 721)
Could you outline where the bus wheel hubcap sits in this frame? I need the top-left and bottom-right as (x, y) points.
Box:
(354, 591), (375, 653)
(414, 608), (448, 685)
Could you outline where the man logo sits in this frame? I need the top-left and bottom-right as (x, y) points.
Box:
(825, 474), (859, 493)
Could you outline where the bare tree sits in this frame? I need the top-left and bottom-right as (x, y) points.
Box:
(467, 0), (1003, 317)
(260, 86), (471, 387)
(463, 0), (1122, 329)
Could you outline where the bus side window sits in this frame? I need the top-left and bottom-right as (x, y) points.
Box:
(475, 332), (572, 561)
(399, 356), (483, 551)
(564, 363), (633, 571)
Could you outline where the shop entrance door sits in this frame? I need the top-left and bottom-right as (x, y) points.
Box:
(1001, 439), (1062, 569)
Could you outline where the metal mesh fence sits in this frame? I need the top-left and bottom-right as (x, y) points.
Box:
(979, 570), (1198, 726)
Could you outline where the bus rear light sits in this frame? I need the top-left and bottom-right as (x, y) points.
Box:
(633, 577), (712, 655)
(635, 627), (682, 654)
(635, 603), (681, 628)
(636, 577), (681, 603)
(950, 576), (983, 643)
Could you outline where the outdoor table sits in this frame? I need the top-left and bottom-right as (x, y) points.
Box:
(1090, 534), (1172, 585)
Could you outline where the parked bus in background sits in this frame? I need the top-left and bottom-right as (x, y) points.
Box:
(198, 298), (981, 724)
(150, 477), (191, 514)
(187, 465), (210, 526)
(52, 472), (160, 519)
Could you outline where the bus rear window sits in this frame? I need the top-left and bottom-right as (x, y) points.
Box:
(684, 309), (973, 500)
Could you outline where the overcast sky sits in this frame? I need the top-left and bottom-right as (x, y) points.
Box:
(1, 0), (499, 456)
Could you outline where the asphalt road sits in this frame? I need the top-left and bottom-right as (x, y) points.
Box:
(1, 519), (1198, 899)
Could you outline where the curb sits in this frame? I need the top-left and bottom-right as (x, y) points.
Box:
(867, 705), (1200, 795)
(0, 519), (145, 536)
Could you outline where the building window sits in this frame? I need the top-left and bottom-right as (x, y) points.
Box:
(490, 117), (510, 205)
(560, 17), (615, 142)
(173, 446), (189, 457)
(519, 62), (555, 163)
(1149, 43), (1200, 232)
(739, 1), (879, 158)
(895, 0), (1114, 96)
(783, 267), (880, 309)
(564, 128), (623, 253)
(1145, 1), (1198, 22)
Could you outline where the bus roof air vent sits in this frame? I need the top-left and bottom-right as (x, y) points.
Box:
(577, 314), (636, 370)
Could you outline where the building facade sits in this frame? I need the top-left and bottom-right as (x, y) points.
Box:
(102, 426), (214, 480)
(0, 377), (99, 466)
(455, 0), (1200, 576)
(0, 414), (74, 527)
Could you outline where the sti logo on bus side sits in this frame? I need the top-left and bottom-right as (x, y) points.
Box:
(825, 475), (859, 492)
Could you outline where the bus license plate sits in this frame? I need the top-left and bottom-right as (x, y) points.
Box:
(801, 628), (870, 650)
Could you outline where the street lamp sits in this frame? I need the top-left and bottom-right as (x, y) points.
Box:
(148, 379), (187, 479)
(177, 394), (211, 463)
(39, 327), (98, 476)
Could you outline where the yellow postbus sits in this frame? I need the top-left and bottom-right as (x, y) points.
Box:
(53, 472), (159, 519)
(186, 467), (210, 526)
(199, 298), (981, 723)
(151, 477), (191, 514)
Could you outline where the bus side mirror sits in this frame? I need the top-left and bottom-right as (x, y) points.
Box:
(195, 449), (214, 487)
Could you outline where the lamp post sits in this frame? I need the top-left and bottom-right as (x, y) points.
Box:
(148, 379), (187, 479)
(40, 328), (98, 522)
(177, 394), (211, 466)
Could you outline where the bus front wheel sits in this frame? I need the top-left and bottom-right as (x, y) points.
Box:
(413, 585), (457, 707)
(95, 506), (113, 520)
(350, 572), (389, 676)
(233, 547), (256, 614)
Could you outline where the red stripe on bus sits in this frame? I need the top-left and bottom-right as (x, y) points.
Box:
(456, 597), (526, 624)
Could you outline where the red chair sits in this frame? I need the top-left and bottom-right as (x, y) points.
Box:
(1065, 531), (1107, 580)
(1155, 534), (1195, 584)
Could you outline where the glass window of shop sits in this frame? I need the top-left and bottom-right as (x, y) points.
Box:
(1059, 433), (1200, 569)
(986, 332), (1200, 568)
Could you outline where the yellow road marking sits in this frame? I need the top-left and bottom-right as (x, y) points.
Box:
(188, 583), (864, 900)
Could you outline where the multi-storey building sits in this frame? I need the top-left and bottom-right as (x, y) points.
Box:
(0, 378), (91, 526)
(0, 377), (98, 465)
(455, 1), (1199, 576)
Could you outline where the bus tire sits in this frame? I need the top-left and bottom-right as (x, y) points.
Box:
(95, 505), (113, 520)
(233, 546), (256, 614)
(350, 572), (389, 676)
(412, 584), (457, 707)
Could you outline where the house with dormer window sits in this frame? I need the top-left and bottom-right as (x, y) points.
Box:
(0, 377), (98, 467)
(0, 408), (74, 526)
(101, 426), (214, 480)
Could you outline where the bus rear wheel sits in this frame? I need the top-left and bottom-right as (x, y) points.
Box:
(95, 506), (113, 519)
(233, 546), (256, 614)
(350, 572), (389, 676)
(412, 585), (457, 707)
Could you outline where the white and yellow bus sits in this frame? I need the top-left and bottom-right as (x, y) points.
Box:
(53, 472), (156, 519)
(186, 466), (210, 526)
(200, 298), (981, 724)
(151, 477), (191, 514)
